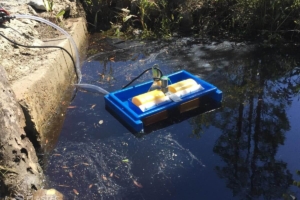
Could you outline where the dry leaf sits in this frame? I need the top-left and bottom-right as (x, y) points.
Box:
(82, 163), (90, 166)
(133, 180), (143, 188)
(61, 166), (69, 169)
(107, 77), (110, 81)
(88, 184), (93, 189)
(110, 172), (113, 177)
(46, 139), (48, 144)
(114, 175), (119, 178)
(58, 184), (70, 187)
(53, 154), (61, 156)
(69, 172), (73, 178)
(99, 120), (103, 125)
(102, 175), (107, 181)
(90, 104), (96, 109)
(73, 189), (79, 195)
(67, 106), (77, 109)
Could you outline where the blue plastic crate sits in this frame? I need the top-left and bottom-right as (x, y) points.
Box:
(104, 70), (222, 133)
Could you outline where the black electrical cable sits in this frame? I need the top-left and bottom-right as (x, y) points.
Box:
(0, 32), (78, 81)
(1, 31), (165, 94)
(122, 67), (163, 89)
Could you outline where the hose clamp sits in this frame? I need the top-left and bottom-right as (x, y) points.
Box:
(0, 8), (10, 24)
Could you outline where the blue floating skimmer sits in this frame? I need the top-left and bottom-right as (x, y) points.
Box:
(104, 70), (222, 133)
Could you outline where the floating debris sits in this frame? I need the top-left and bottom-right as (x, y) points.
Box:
(133, 180), (143, 188)
(90, 104), (96, 109)
(73, 189), (79, 195)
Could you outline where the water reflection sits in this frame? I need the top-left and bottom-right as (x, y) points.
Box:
(190, 46), (300, 199)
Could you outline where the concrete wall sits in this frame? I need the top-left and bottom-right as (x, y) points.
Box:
(10, 17), (88, 151)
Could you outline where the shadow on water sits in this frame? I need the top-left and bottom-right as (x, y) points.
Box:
(44, 36), (300, 200)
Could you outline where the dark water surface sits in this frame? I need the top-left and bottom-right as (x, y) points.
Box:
(44, 37), (300, 200)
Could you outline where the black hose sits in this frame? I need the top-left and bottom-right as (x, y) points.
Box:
(0, 32), (78, 81)
(122, 67), (163, 89)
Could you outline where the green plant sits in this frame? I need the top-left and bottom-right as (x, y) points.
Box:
(43, 0), (66, 24)
(113, 24), (121, 37)
(136, 0), (183, 38)
(115, 7), (137, 28)
(158, 0), (183, 38)
(55, 9), (65, 22)
(43, 0), (54, 12)
(138, 0), (158, 30)
(294, 170), (300, 186)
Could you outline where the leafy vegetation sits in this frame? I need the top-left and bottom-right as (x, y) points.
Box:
(80, 0), (300, 41)
(193, 0), (300, 42)
(43, 0), (66, 22)
(293, 170), (300, 187)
